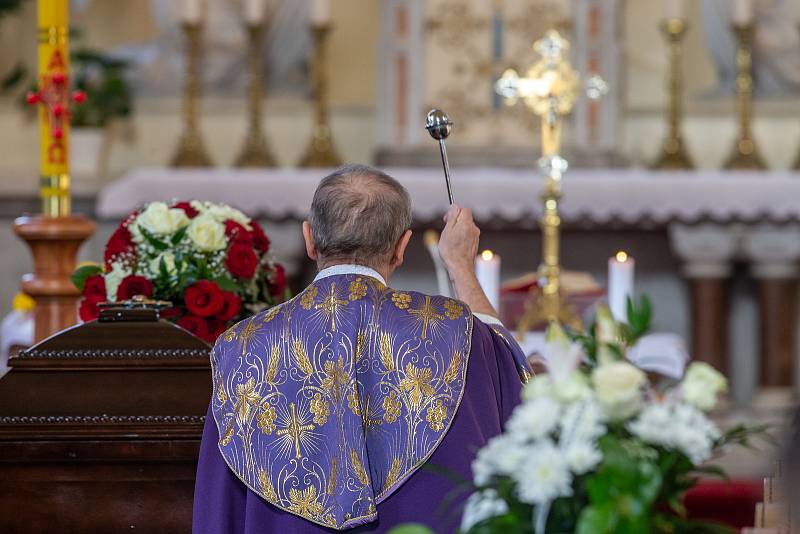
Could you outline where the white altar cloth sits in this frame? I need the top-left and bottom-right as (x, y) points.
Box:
(97, 167), (800, 225)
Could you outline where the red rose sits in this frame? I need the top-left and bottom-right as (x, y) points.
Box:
(83, 274), (106, 299)
(250, 221), (270, 254)
(224, 220), (253, 244)
(269, 263), (287, 297)
(116, 275), (154, 301)
(225, 242), (258, 279)
(185, 280), (224, 317)
(207, 319), (228, 342)
(78, 295), (105, 322)
(172, 201), (199, 218)
(215, 291), (241, 321)
(104, 225), (134, 267)
(177, 314), (210, 341)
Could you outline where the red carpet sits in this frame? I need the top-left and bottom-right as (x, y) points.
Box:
(684, 480), (763, 530)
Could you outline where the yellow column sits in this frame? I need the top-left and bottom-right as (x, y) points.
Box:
(37, 0), (71, 217)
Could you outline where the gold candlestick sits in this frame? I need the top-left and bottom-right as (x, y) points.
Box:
(234, 22), (277, 167)
(724, 23), (766, 170)
(496, 30), (605, 335)
(299, 23), (342, 167)
(170, 22), (213, 167)
(793, 25), (800, 170)
(652, 18), (694, 169)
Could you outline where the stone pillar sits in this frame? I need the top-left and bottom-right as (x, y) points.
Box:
(743, 225), (800, 388)
(669, 224), (739, 374)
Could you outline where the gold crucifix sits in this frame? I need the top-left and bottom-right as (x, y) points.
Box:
(315, 283), (349, 332)
(408, 296), (445, 340)
(495, 30), (606, 336)
(277, 402), (315, 459)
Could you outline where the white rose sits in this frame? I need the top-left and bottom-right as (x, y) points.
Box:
(136, 201), (189, 236)
(149, 252), (177, 276)
(205, 203), (252, 229)
(681, 362), (728, 411)
(591, 361), (646, 420)
(186, 214), (227, 251)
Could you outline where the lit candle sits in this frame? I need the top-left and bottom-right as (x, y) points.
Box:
(732, 0), (753, 25)
(608, 251), (635, 322)
(663, 0), (684, 20)
(310, 0), (330, 25)
(475, 250), (501, 311)
(182, 0), (205, 23)
(244, 0), (267, 23)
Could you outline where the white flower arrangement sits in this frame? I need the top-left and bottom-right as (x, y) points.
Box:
(461, 300), (768, 534)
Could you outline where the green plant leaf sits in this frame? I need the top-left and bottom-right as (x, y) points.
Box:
(70, 264), (103, 291)
(576, 504), (618, 534)
(137, 225), (168, 251)
(171, 225), (189, 245)
(214, 276), (238, 292)
(386, 524), (435, 534)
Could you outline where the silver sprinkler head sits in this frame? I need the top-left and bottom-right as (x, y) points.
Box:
(425, 108), (453, 141)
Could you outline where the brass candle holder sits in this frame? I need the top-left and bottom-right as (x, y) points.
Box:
(652, 18), (694, 169)
(170, 22), (213, 167)
(234, 22), (277, 167)
(496, 30), (605, 335)
(724, 23), (766, 170)
(299, 23), (342, 167)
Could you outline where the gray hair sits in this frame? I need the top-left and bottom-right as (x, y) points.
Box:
(309, 164), (412, 265)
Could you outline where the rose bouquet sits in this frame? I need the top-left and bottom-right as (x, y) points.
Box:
(461, 300), (768, 534)
(72, 200), (287, 343)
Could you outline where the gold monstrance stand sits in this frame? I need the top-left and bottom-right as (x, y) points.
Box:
(495, 30), (606, 335)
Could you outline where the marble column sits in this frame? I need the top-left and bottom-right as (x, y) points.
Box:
(743, 224), (800, 388)
(669, 224), (739, 375)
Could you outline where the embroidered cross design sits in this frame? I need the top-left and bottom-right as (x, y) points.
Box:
(408, 296), (445, 339)
(315, 283), (349, 332)
(277, 402), (315, 459)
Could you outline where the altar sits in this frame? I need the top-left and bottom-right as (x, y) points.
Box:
(95, 167), (800, 407)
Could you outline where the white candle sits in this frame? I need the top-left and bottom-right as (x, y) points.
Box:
(608, 251), (635, 323)
(244, 0), (266, 23)
(732, 0), (753, 25)
(663, 0), (684, 20)
(310, 0), (330, 25)
(475, 250), (501, 311)
(182, 0), (205, 23)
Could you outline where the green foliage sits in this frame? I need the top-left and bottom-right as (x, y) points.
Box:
(70, 48), (133, 127)
(70, 264), (102, 292)
(620, 295), (652, 346)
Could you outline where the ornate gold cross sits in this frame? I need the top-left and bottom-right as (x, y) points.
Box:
(315, 283), (349, 332)
(408, 296), (445, 339)
(277, 402), (315, 459)
(495, 30), (606, 335)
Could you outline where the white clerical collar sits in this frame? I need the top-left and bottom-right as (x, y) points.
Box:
(314, 264), (387, 286)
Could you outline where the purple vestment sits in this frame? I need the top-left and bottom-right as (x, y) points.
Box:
(194, 272), (528, 533)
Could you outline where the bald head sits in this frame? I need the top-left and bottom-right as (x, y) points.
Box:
(308, 164), (412, 267)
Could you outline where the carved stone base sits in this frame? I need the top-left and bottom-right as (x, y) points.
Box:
(13, 215), (96, 342)
(758, 278), (798, 387)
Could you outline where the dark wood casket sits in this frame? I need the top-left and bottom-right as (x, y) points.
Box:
(0, 303), (211, 533)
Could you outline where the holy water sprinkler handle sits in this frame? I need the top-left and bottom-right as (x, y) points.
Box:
(425, 109), (455, 205)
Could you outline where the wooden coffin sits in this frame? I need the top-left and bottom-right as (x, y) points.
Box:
(0, 303), (211, 533)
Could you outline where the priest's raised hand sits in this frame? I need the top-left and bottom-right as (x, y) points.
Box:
(192, 164), (531, 534)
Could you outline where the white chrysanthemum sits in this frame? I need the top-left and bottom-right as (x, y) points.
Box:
(513, 440), (573, 505)
(564, 441), (602, 475)
(460, 489), (509, 532)
(560, 401), (606, 443)
(104, 261), (130, 302)
(681, 362), (728, 411)
(506, 397), (561, 442)
(472, 434), (527, 485)
(628, 402), (721, 465)
(186, 213), (227, 251)
(522, 374), (553, 401)
(136, 201), (190, 236)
